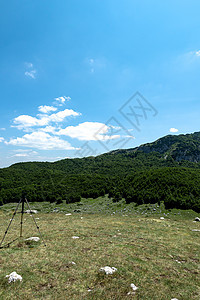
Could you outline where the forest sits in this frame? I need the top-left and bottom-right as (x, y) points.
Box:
(1, 132), (200, 212)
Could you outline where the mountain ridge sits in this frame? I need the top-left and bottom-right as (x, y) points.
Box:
(2, 131), (200, 171)
(0, 131), (200, 212)
(108, 131), (200, 163)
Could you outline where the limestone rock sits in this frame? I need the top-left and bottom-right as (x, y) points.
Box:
(99, 266), (117, 275)
(26, 237), (40, 242)
(6, 272), (22, 283)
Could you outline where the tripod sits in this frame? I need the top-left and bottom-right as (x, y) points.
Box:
(0, 195), (46, 248)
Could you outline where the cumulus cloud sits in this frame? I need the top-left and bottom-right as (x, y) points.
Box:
(38, 105), (57, 114)
(13, 109), (81, 130)
(40, 126), (58, 134)
(49, 109), (80, 122)
(8, 98), (82, 152)
(57, 122), (120, 141)
(54, 96), (71, 106)
(170, 128), (179, 133)
(0, 137), (4, 142)
(6, 131), (76, 150)
(13, 115), (48, 129)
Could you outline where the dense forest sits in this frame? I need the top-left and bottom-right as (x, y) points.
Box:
(0, 132), (200, 212)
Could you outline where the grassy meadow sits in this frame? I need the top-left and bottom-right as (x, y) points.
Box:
(0, 197), (200, 299)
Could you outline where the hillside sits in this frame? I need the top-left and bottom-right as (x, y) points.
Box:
(110, 131), (200, 163)
(0, 131), (200, 212)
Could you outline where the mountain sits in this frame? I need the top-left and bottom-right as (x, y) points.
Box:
(7, 131), (200, 176)
(110, 131), (200, 163)
(0, 131), (200, 212)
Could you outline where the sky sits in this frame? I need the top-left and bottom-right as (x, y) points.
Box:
(0, 0), (200, 168)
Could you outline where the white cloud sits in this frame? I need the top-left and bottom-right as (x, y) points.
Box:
(6, 131), (76, 150)
(170, 128), (179, 133)
(38, 105), (57, 114)
(13, 149), (37, 153)
(40, 126), (58, 134)
(195, 50), (200, 57)
(57, 122), (120, 141)
(13, 109), (81, 130)
(12, 150), (38, 157)
(13, 115), (48, 129)
(54, 96), (71, 106)
(182, 50), (200, 64)
(0, 128), (6, 131)
(123, 135), (135, 139)
(49, 109), (80, 122)
(24, 62), (37, 79)
(0, 137), (4, 142)
(13, 153), (30, 157)
(25, 70), (36, 79)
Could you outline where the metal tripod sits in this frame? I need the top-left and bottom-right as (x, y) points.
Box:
(0, 195), (46, 248)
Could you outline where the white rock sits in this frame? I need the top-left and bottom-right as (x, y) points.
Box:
(175, 260), (181, 264)
(195, 217), (200, 222)
(160, 217), (165, 220)
(65, 213), (72, 216)
(99, 266), (117, 275)
(70, 261), (76, 265)
(130, 283), (138, 291)
(6, 272), (22, 283)
(171, 298), (179, 300)
(25, 210), (38, 214)
(127, 291), (134, 295)
(72, 236), (79, 239)
(26, 237), (40, 242)
(191, 229), (200, 232)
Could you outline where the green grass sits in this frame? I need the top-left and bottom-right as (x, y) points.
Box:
(0, 197), (200, 299)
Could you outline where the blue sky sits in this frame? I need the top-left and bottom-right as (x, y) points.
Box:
(0, 0), (200, 168)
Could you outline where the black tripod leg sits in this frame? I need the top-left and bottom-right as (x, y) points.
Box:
(20, 197), (25, 237)
(25, 198), (46, 247)
(0, 198), (22, 248)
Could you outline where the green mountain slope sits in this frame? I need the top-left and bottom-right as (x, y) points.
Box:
(111, 131), (200, 163)
(0, 131), (200, 212)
